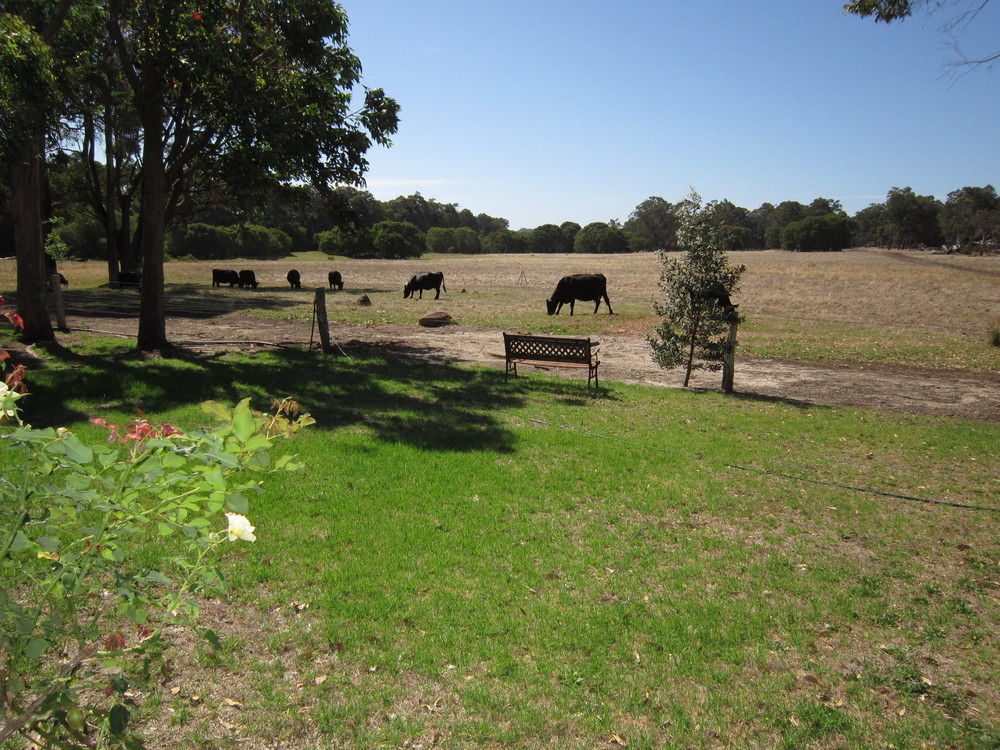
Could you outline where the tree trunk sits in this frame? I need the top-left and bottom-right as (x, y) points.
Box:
(136, 100), (167, 351)
(103, 101), (121, 283)
(682, 315), (699, 387)
(10, 137), (54, 343)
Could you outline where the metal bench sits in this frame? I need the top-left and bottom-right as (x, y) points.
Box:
(503, 333), (600, 389)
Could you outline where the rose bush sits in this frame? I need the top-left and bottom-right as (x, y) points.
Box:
(0, 388), (313, 746)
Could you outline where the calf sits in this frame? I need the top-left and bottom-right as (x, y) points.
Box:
(403, 271), (446, 300)
(238, 270), (259, 289)
(287, 269), (301, 289)
(212, 268), (240, 288)
(546, 273), (613, 315)
(328, 271), (343, 290)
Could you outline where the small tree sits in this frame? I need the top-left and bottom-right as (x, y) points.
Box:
(649, 191), (745, 387)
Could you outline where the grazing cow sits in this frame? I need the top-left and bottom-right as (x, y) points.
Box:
(44, 253), (68, 287)
(546, 273), (614, 315)
(287, 269), (301, 289)
(403, 271), (446, 300)
(693, 283), (739, 322)
(328, 271), (343, 290)
(212, 269), (240, 288)
(116, 271), (141, 287)
(238, 270), (259, 289)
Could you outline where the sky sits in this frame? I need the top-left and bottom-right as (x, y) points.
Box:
(340, 0), (1000, 230)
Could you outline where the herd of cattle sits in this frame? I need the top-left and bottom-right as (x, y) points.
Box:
(207, 268), (615, 314)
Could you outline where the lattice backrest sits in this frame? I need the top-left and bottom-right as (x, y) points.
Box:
(504, 334), (592, 363)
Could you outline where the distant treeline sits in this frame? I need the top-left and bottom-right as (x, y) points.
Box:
(2, 151), (997, 259)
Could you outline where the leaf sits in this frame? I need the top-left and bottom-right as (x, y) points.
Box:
(61, 436), (93, 464)
(201, 400), (232, 422)
(156, 522), (175, 536)
(25, 638), (48, 659)
(198, 627), (222, 649)
(231, 398), (256, 443)
(109, 704), (130, 734)
(145, 570), (171, 585)
(225, 493), (248, 514)
(9, 531), (30, 553)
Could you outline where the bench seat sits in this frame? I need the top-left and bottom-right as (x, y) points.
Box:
(503, 333), (600, 388)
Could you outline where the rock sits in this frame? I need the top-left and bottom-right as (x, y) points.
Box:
(460, 288), (467, 293)
(419, 311), (453, 327)
(357, 294), (371, 306)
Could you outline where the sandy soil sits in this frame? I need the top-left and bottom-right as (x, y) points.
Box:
(65, 311), (1000, 422)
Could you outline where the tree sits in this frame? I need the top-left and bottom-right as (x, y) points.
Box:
(574, 221), (629, 253)
(883, 186), (942, 247)
(528, 223), (564, 253)
(939, 185), (1000, 251)
(649, 191), (745, 387)
(426, 226), (480, 254)
(844, 0), (999, 70)
(482, 228), (528, 254)
(780, 213), (854, 251)
(104, 0), (399, 350)
(625, 196), (679, 250)
(370, 220), (423, 259)
(1, 4), (74, 342)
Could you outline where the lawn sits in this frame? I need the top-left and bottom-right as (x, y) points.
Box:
(2, 335), (997, 748)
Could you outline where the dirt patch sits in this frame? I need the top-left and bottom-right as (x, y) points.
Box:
(59, 311), (1000, 422)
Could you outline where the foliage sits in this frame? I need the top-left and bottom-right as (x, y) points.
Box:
(0, 12), (57, 161)
(0, 392), (312, 746)
(481, 228), (528, 254)
(426, 226), (481, 255)
(573, 222), (629, 254)
(166, 223), (292, 260)
(939, 185), (1000, 253)
(625, 196), (679, 251)
(649, 191), (745, 386)
(370, 220), (424, 259)
(315, 225), (374, 258)
(780, 213), (854, 251)
(527, 224), (564, 254)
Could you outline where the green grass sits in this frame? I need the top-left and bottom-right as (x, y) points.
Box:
(2, 334), (998, 748)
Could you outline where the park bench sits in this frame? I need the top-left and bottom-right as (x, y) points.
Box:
(503, 332), (601, 389)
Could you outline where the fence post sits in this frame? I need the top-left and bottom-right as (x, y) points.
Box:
(50, 274), (68, 331)
(313, 288), (331, 353)
(721, 321), (738, 394)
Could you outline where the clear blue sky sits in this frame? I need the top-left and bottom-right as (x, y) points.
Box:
(341, 0), (1000, 229)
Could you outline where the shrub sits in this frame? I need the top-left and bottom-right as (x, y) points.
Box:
(426, 227), (481, 254)
(780, 214), (853, 252)
(370, 220), (424, 259)
(482, 229), (528, 254)
(316, 226), (374, 258)
(574, 222), (629, 253)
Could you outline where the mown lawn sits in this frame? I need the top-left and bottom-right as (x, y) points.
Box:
(3, 335), (998, 748)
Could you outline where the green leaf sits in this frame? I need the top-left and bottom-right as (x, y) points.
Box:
(201, 400), (232, 422)
(156, 522), (175, 536)
(231, 398), (256, 443)
(109, 703), (130, 734)
(145, 570), (171, 585)
(225, 493), (248, 514)
(9, 531), (30, 552)
(25, 638), (48, 659)
(198, 627), (222, 649)
(36, 535), (59, 553)
(61, 436), (93, 464)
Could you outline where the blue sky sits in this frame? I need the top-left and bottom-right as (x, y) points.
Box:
(342, 0), (1000, 229)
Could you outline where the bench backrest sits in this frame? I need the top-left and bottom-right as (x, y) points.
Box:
(503, 333), (594, 363)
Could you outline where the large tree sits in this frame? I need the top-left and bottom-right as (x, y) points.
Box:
(844, 0), (998, 69)
(105, 0), (399, 350)
(1, 3), (75, 343)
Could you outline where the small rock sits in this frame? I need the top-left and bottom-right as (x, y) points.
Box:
(357, 294), (371, 306)
(460, 288), (467, 293)
(419, 311), (453, 327)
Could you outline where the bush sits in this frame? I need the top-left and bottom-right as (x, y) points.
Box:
(426, 226), (481, 254)
(167, 223), (291, 259)
(780, 214), (853, 252)
(574, 222), (629, 253)
(482, 229), (528, 254)
(370, 220), (424, 259)
(316, 226), (374, 258)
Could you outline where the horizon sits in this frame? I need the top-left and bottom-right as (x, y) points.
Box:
(342, 0), (1000, 230)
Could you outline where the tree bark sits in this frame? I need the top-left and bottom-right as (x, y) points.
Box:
(136, 98), (168, 351)
(10, 137), (54, 343)
(683, 314), (699, 388)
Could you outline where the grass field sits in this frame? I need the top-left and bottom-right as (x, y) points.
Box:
(2, 248), (998, 372)
(2, 336), (997, 748)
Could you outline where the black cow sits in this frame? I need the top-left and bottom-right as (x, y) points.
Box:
(403, 271), (446, 299)
(287, 269), (301, 289)
(117, 271), (141, 287)
(546, 273), (613, 315)
(212, 269), (240, 288)
(44, 253), (68, 287)
(238, 270), (258, 289)
(328, 271), (343, 290)
(693, 283), (739, 322)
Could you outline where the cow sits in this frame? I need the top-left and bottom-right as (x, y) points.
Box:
(546, 273), (614, 315)
(44, 253), (68, 287)
(403, 271), (446, 300)
(238, 270), (259, 289)
(212, 269), (240, 288)
(328, 271), (343, 290)
(287, 269), (301, 289)
(692, 283), (739, 322)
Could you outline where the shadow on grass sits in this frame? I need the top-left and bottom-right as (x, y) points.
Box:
(14, 338), (614, 454)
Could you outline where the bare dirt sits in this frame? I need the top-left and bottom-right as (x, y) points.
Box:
(64, 311), (1000, 422)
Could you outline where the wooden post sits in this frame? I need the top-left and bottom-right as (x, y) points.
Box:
(721, 320), (738, 394)
(50, 274), (68, 331)
(313, 288), (331, 353)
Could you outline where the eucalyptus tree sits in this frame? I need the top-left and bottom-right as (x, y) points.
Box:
(106, 0), (399, 350)
(1, 2), (76, 342)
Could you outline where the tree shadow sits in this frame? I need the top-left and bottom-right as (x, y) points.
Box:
(18, 341), (535, 454)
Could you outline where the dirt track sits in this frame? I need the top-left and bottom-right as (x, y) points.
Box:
(63, 313), (999, 422)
